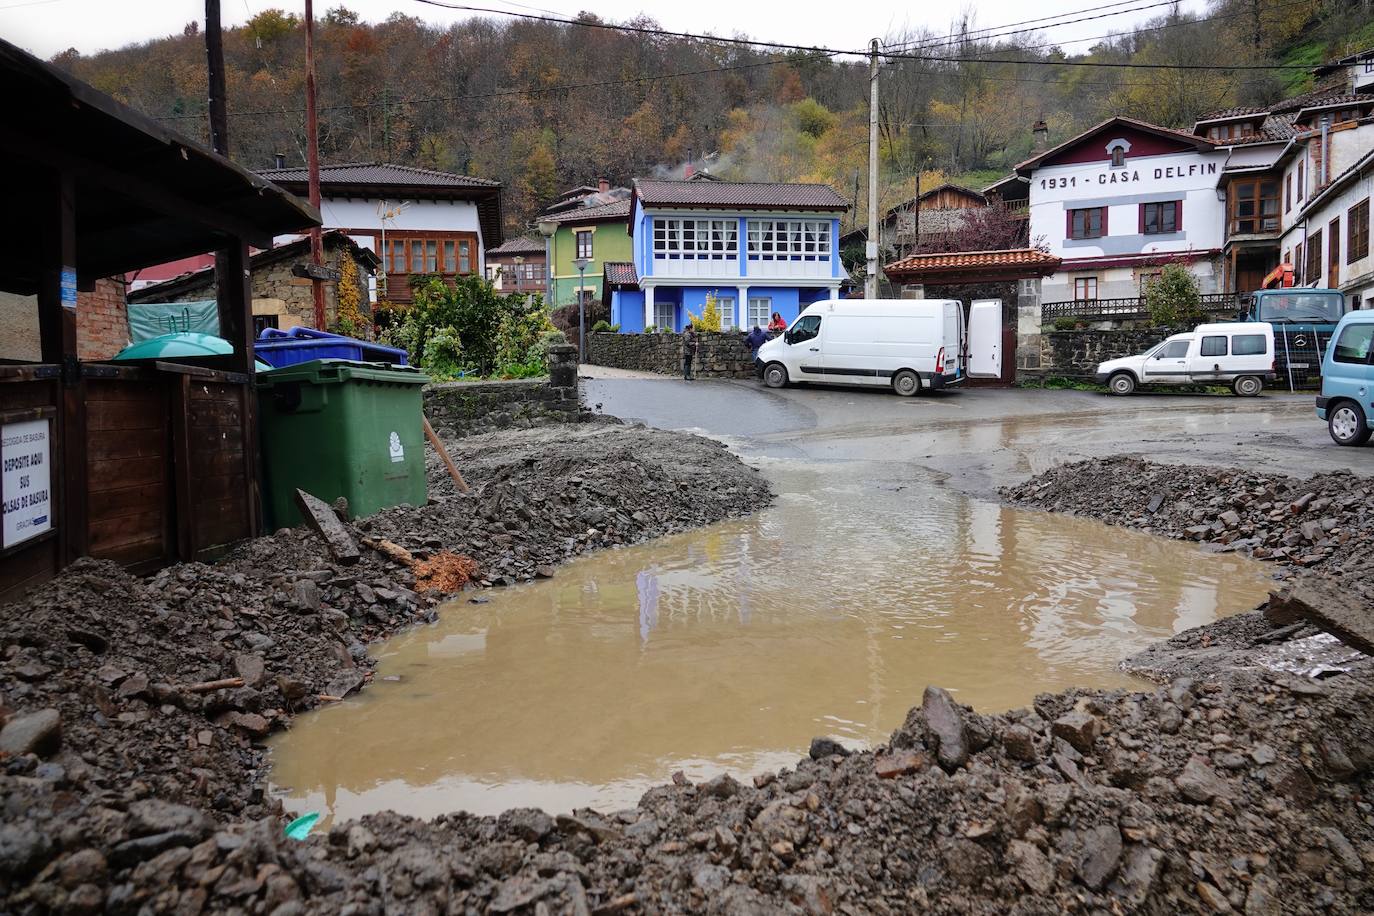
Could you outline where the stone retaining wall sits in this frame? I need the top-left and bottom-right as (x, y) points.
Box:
(423, 345), (584, 437)
(1033, 327), (1182, 379)
(587, 331), (759, 378)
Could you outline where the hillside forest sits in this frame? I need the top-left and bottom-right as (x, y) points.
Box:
(51, 0), (1374, 234)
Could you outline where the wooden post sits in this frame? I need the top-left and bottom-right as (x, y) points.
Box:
(37, 170), (85, 565)
(304, 0), (326, 330)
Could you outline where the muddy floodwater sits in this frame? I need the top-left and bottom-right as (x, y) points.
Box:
(270, 460), (1274, 821)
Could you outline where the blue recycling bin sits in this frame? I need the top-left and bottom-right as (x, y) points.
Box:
(254, 327), (408, 369)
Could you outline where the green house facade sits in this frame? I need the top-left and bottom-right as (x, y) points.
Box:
(538, 199), (632, 308)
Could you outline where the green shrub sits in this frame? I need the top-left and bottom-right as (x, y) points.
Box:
(1144, 264), (1204, 327)
(1052, 317), (1077, 331)
(591, 319), (612, 332)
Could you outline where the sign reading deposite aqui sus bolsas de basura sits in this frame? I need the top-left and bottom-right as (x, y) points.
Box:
(2, 418), (52, 549)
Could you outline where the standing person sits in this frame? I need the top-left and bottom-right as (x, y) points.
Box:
(768, 312), (787, 334)
(682, 325), (699, 381)
(746, 324), (767, 361)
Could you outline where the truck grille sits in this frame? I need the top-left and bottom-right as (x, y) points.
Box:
(1273, 326), (1332, 390)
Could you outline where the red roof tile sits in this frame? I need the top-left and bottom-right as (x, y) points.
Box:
(258, 161), (499, 188)
(538, 199), (632, 224)
(603, 262), (638, 286)
(885, 248), (1061, 279)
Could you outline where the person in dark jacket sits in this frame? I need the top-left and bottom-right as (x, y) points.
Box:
(682, 326), (699, 380)
(745, 325), (768, 360)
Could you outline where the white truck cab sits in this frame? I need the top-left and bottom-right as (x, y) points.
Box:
(1094, 322), (1276, 397)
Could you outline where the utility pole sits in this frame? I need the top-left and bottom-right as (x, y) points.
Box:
(205, 0), (228, 156)
(305, 0), (326, 330)
(865, 38), (880, 299)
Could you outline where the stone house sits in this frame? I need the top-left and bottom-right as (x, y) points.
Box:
(128, 231), (378, 334)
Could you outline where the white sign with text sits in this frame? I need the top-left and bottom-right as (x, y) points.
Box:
(2, 418), (53, 548)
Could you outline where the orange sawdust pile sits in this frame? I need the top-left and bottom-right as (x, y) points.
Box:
(412, 551), (481, 593)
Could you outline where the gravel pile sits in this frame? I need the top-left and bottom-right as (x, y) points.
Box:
(5, 671), (1372, 913)
(1001, 456), (1374, 578)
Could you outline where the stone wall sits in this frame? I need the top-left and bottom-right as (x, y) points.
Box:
(422, 345), (584, 437)
(587, 331), (759, 378)
(133, 241), (372, 332)
(1034, 327), (1182, 379)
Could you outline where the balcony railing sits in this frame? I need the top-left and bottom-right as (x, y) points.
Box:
(1042, 293), (1241, 322)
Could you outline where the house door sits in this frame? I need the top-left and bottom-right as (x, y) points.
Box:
(1329, 218), (1341, 289)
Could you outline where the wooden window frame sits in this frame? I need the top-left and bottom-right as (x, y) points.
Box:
(1140, 200), (1181, 235)
(1349, 198), (1370, 264)
(1229, 179), (1279, 234)
(1073, 276), (1098, 300)
(1305, 229), (1323, 283)
(1067, 207), (1106, 240)
(575, 230), (593, 260)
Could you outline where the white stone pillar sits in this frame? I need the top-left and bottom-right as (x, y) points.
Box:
(644, 285), (655, 330)
(737, 286), (750, 328)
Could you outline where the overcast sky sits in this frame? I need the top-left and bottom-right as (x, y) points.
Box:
(3, 0), (1208, 61)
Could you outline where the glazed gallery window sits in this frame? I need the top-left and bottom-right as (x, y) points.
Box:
(1141, 201), (1180, 235)
(1073, 276), (1098, 300)
(1230, 180), (1279, 234)
(1068, 207), (1106, 240)
(387, 237), (474, 274)
(652, 219), (738, 259)
(746, 219), (832, 260)
(576, 230), (593, 260)
(1349, 198), (1370, 263)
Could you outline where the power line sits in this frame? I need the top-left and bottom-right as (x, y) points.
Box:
(410, 0), (1321, 70)
(883, 0), (1190, 52)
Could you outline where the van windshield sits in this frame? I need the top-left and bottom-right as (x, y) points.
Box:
(1256, 293), (1344, 324)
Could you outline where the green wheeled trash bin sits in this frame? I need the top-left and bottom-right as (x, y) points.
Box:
(257, 358), (430, 529)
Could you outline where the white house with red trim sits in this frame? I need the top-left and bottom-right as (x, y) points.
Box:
(1014, 117), (1229, 306)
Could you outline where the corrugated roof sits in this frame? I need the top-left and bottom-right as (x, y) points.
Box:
(633, 179), (848, 211)
(258, 162), (499, 188)
(539, 199), (632, 224)
(885, 248), (1061, 278)
(603, 262), (638, 286)
(488, 236), (545, 256)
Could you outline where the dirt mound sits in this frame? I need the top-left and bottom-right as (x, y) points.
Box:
(1002, 456), (1374, 578)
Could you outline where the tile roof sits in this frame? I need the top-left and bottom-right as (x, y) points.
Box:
(258, 162), (499, 188)
(539, 199), (632, 224)
(1195, 106), (1267, 122)
(885, 247), (1061, 278)
(633, 179), (848, 211)
(1013, 116), (1213, 173)
(603, 262), (638, 286)
(487, 236), (545, 256)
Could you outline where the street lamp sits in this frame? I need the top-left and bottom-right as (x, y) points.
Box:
(573, 256), (591, 362)
(536, 219), (557, 306)
(512, 255), (524, 292)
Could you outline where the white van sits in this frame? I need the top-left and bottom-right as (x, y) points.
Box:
(755, 299), (1002, 396)
(1094, 322), (1276, 397)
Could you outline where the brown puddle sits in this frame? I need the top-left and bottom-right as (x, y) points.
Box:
(269, 462), (1273, 821)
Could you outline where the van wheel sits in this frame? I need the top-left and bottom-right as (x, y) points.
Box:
(763, 362), (789, 389)
(1232, 375), (1263, 397)
(1328, 401), (1372, 446)
(1108, 372), (1136, 396)
(892, 370), (920, 397)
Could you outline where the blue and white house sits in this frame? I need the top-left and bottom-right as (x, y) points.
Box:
(607, 179), (849, 332)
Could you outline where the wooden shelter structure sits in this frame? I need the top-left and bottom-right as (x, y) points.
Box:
(0, 38), (318, 601)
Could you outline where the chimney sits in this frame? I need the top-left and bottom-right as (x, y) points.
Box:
(273, 152), (286, 169)
(1032, 120), (1049, 150)
(597, 176), (610, 192)
(684, 163), (696, 179)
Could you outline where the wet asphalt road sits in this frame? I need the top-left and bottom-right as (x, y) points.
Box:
(582, 375), (1374, 497)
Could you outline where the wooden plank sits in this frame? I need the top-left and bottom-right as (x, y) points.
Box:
(295, 489), (360, 565)
(85, 380), (163, 402)
(189, 450), (250, 477)
(88, 484), (167, 519)
(170, 373), (195, 561)
(87, 456), (165, 488)
(1267, 580), (1374, 657)
(86, 399), (168, 431)
(91, 535), (167, 569)
(189, 473), (246, 502)
(88, 511), (164, 552)
(0, 538), (59, 604)
(85, 434), (167, 461)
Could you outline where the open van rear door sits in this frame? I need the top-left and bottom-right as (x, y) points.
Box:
(967, 300), (1002, 379)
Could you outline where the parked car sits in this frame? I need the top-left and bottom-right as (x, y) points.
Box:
(1095, 322), (1275, 397)
(1315, 310), (1374, 446)
(755, 299), (1003, 396)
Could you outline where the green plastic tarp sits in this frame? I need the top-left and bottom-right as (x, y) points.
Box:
(112, 332), (233, 361)
(127, 300), (221, 342)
